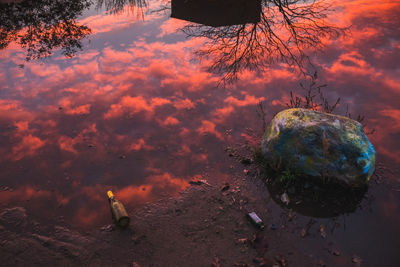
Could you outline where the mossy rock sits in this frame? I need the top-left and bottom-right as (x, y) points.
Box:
(261, 108), (376, 187)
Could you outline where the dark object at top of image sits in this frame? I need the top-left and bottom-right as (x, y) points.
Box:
(171, 0), (261, 27)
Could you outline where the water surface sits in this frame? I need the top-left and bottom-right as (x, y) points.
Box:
(0, 0), (399, 264)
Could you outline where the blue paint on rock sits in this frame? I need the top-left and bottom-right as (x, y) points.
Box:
(261, 108), (376, 187)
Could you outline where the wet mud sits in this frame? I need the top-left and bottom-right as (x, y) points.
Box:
(1, 153), (399, 267)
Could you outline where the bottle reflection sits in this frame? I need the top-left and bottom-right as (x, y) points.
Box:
(0, 0), (92, 61)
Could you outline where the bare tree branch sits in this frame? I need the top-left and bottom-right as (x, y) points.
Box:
(96, 0), (148, 19)
(181, 0), (348, 84)
(0, 0), (92, 61)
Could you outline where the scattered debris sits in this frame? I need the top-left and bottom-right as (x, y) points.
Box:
(270, 224), (277, 230)
(274, 255), (287, 267)
(100, 225), (113, 232)
(189, 179), (212, 186)
(243, 169), (249, 175)
(253, 257), (274, 266)
(132, 262), (141, 267)
(329, 249), (341, 256)
(280, 193), (290, 205)
(221, 183), (230, 192)
(234, 262), (249, 267)
(287, 209), (295, 221)
(131, 234), (146, 244)
(119, 155), (126, 159)
(212, 257), (221, 267)
(352, 255), (362, 266)
(250, 234), (269, 256)
(230, 186), (241, 194)
(319, 224), (326, 238)
(237, 238), (248, 244)
(247, 212), (265, 230)
(240, 158), (252, 165)
(301, 219), (316, 238)
(300, 228), (307, 237)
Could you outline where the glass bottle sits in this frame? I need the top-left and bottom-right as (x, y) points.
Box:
(107, 190), (130, 228)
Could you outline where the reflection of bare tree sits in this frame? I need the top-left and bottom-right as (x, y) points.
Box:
(96, 0), (148, 18)
(181, 0), (346, 84)
(0, 0), (91, 61)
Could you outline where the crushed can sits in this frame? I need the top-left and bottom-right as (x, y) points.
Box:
(247, 211), (265, 230)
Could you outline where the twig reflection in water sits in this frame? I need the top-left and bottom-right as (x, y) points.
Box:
(177, 0), (347, 84)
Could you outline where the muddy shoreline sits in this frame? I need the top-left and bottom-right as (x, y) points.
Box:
(1, 156), (399, 267)
(0, 180), (319, 267)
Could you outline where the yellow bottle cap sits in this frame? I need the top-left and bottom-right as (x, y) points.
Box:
(107, 190), (114, 199)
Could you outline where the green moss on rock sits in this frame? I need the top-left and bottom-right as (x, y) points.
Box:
(261, 108), (376, 187)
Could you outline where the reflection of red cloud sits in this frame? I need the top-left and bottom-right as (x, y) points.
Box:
(175, 144), (191, 156)
(102, 47), (134, 64)
(79, 12), (140, 34)
(58, 136), (78, 154)
(0, 99), (33, 121)
(179, 127), (191, 138)
(375, 109), (400, 163)
(58, 123), (98, 154)
(213, 106), (234, 120)
(162, 71), (217, 92)
(148, 60), (175, 78)
(173, 98), (195, 110)
(65, 104), (91, 115)
(73, 206), (106, 227)
(1, 0), (399, 230)
(117, 173), (188, 204)
(116, 184), (153, 203)
(59, 98), (91, 115)
(130, 138), (153, 151)
(213, 94), (265, 121)
(74, 60), (99, 76)
(158, 116), (180, 126)
(76, 50), (100, 61)
(380, 109), (400, 128)
(192, 153), (208, 163)
(12, 134), (45, 160)
(224, 94), (265, 107)
(15, 121), (29, 132)
(327, 52), (372, 76)
(0, 186), (52, 203)
(29, 64), (61, 77)
(0, 72), (5, 84)
(197, 120), (223, 140)
(147, 173), (187, 191)
(158, 18), (190, 38)
(104, 96), (171, 119)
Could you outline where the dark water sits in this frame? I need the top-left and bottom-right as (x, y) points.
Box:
(0, 0), (399, 264)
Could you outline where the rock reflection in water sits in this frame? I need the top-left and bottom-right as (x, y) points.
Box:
(266, 178), (367, 218)
(0, 0), (92, 61)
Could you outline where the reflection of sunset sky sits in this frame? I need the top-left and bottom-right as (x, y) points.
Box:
(0, 0), (399, 227)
